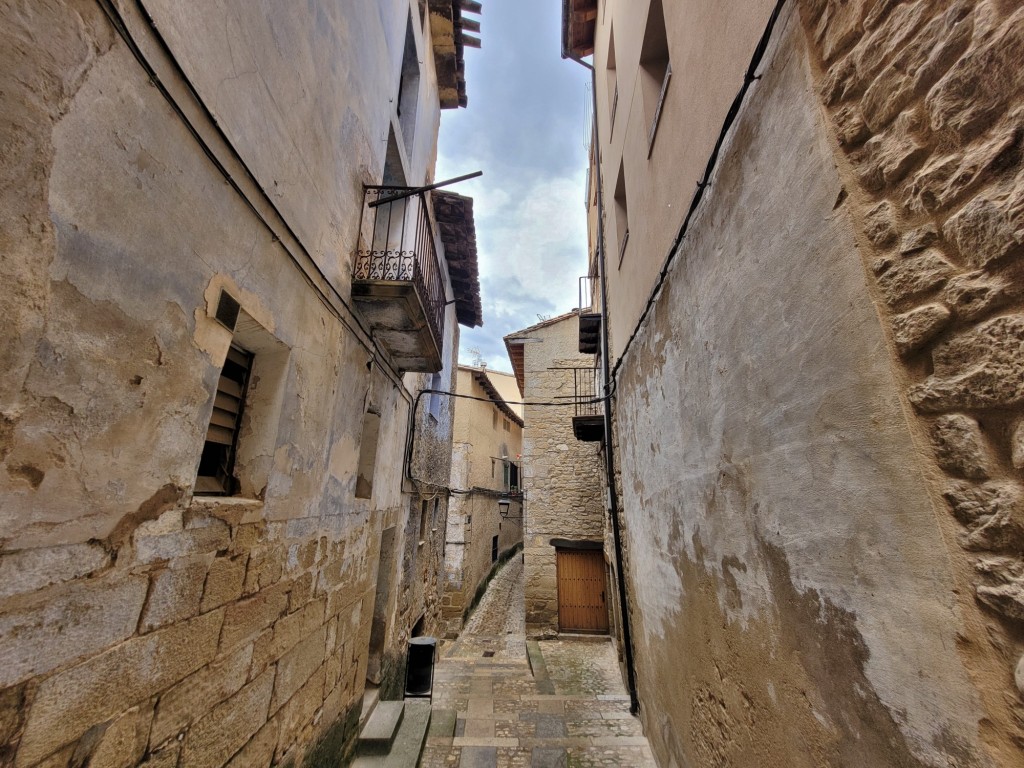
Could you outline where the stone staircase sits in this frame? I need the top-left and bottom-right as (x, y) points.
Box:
(350, 698), (432, 767)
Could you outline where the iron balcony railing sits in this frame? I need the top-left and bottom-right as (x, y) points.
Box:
(571, 366), (601, 418)
(353, 187), (446, 348)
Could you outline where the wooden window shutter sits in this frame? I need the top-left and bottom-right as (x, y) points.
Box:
(195, 344), (253, 495)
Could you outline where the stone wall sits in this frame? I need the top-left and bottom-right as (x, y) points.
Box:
(510, 316), (605, 637)
(0, 1), (459, 766)
(801, 0), (1024, 755)
(609, 3), (1022, 765)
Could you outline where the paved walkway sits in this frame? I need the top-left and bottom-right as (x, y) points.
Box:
(421, 557), (656, 768)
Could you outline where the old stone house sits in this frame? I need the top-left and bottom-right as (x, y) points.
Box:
(441, 365), (524, 635)
(505, 314), (608, 638)
(0, 1), (482, 766)
(562, 0), (1024, 766)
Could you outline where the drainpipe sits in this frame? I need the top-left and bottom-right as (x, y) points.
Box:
(561, 35), (639, 716)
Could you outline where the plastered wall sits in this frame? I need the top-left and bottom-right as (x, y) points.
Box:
(607, 1), (1024, 765)
(0, 1), (458, 766)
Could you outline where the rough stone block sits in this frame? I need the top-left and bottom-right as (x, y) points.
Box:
(927, 8), (1024, 141)
(943, 176), (1024, 269)
(861, 71), (915, 135)
(899, 225), (939, 254)
(141, 558), (208, 633)
(86, 704), (151, 768)
(1012, 420), (1024, 471)
(909, 314), (1024, 411)
(278, 663), (326, 739)
(892, 303), (951, 356)
(220, 584), (288, 651)
(864, 200), (898, 246)
(134, 523), (230, 566)
(941, 271), (1011, 322)
(906, 108), (1022, 215)
(861, 108), (928, 188)
(267, 598), (326, 664)
(243, 546), (284, 594)
(975, 580), (1024, 622)
(201, 554), (247, 612)
(271, 626), (327, 714)
(833, 104), (871, 148)
(287, 572), (314, 611)
(179, 669), (274, 768)
(815, 0), (864, 65)
(852, 0), (931, 89)
(225, 717), (280, 768)
(0, 573), (147, 688)
(150, 643), (253, 746)
(875, 247), (955, 307)
(18, 610), (223, 765)
(0, 543), (110, 601)
(944, 482), (1024, 552)
(820, 57), (860, 107)
(931, 414), (992, 479)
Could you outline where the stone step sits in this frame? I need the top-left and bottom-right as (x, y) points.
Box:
(351, 700), (432, 768)
(357, 700), (405, 755)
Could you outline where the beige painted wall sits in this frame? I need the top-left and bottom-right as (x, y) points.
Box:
(443, 366), (523, 632)
(0, 1), (465, 765)
(592, 0), (777, 361)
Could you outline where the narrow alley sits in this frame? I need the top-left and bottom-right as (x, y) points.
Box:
(420, 557), (655, 768)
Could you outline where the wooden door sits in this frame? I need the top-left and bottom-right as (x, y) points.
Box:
(556, 549), (609, 633)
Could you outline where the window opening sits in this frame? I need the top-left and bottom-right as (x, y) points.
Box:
(419, 499), (430, 544)
(613, 162), (629, 268)
(398, 13), (421, 156)
(355, 410), (382, 499)
(195, 344), (253, 495)
(491, 535), (499, 562)
(606, 28), (618, 137)
(640, 0), (671, 152)
(428, 372), (443, 419)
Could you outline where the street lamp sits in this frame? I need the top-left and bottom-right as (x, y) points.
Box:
(498, 496), (511, 518)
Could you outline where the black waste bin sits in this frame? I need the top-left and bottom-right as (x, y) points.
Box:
(405, 636), (436, 698)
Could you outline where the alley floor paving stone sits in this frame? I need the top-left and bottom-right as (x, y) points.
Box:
(420, 557), (656, 768)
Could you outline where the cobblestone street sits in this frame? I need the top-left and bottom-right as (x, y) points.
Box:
(420, 557), (656, 768)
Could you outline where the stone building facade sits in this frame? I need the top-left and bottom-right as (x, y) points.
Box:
(441, 365), (524, 635)
(505, 314), (607, 638)
(564, 0), (1024, 765)
(0, 1), (481, 766)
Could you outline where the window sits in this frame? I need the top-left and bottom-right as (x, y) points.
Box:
(428, 372), (443, 419)
(503, 417), (510, 432)
(502, 459), (511, 491)
(491, 458), (496, 478)
(613, 162), (629, 268)
(419, 499), (429, 544)
(492, 411), (498, 430)
(194, 295), (289, 498)
(355, 410), (381, 499)
(195, 344), (252, 495)
(491, 535), (499, 562)
(605, 28), (618, 138)
(397, 13), (420, 155)
(640, 0), (671, 153)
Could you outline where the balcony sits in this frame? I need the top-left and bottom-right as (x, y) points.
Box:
(578, 275), (601, 355)
(570, 366), (604, 442)
(352, 188), (446, 373)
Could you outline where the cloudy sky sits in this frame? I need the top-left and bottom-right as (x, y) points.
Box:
(436, 0), (591, 373)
